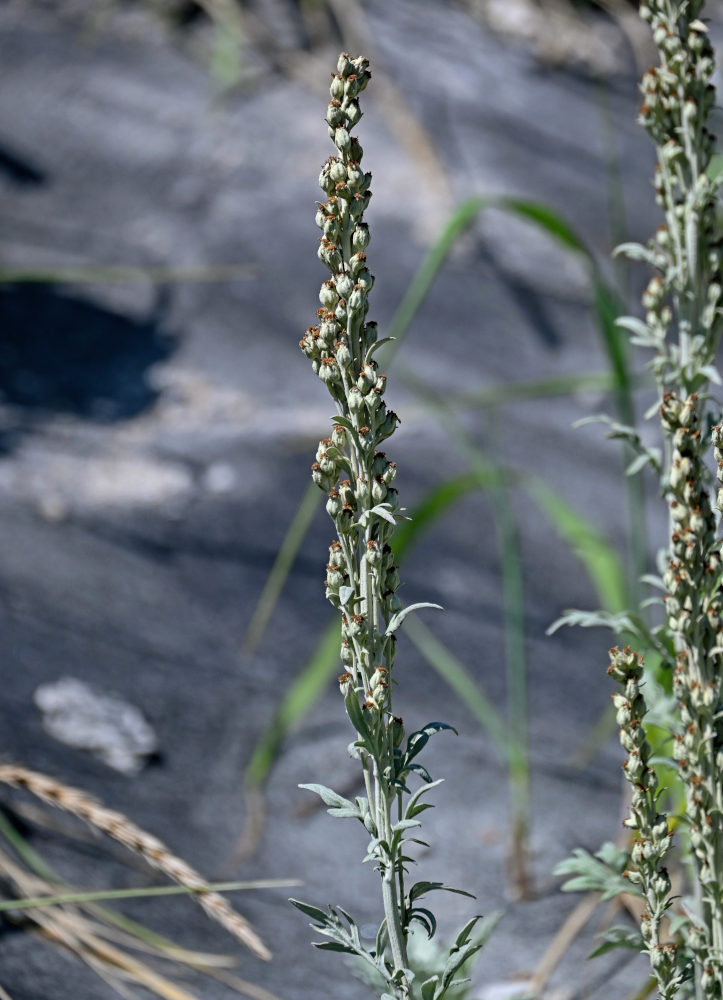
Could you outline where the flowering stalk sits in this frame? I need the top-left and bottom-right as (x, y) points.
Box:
(608, 646), (680, 997)
(291, 53), (491, 1000)
(611, 3), (723, 995)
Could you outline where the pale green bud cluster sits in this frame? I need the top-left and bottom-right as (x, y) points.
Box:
(607, 647), (681, 999)
(299, 52), (403, 648)
(622, 3), (723, 391)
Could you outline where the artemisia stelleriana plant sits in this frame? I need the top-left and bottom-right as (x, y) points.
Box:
(290, 53), (496, 1000)
(558, 4), (723, 998)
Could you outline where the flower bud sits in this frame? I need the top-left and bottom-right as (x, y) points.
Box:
(330, 74), (344, 100)
(319, 452), (338, 478)
(366, 539), (382, 568)
(353, 224), (370, 251)
(348, 385), (364, 414)
(338, 480), (355, 507)
(338, 672), (352, 696)
(334, 127), (351, 153)
(328, 539), (344, 567)
(371, 477), (387, 503)
(365, 387), (383, 412)
(346, 100), (362, 126)
(319, 356), (340, 383)
(319, 319), (339, 348)
(340, 640), (353, 666)
(326, 564), (345, 591)
(347, 614), (365, 638)
(382, 460), (397, 485)
(378, 409), (399, 441)
(348, 286), (366, 314)
(331, 424), (346, 449)
(327, 99), (346, 127)
(337, 52), (353, 77)
(346, 164), (365, 192)
(319, 163), (335, 194)
(335, 273), (354, 299)
(326, 489), (342, 517)
(329, 159), (346, 184)
(320, 280), (339, 309)
(358, 425), (373, 451)
(334, 340), (352, 369)
(371, 665), (388, 691)
(390, 716), (404, 747)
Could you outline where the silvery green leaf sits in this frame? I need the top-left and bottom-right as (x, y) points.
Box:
(699, 363), (723, 385)
(546, 609), (638, 636)
(344, 690), (372, 741)
(374, 918), (389, 963)
(405, 778), (444, 819)
(405, 722), (457, 763)
(554, 847), (631, 900)
(408, 907), (436, 939)
(365, 337), (395, 362)
(402, 761), (433, 783)
(421, 976), (439, 1000)
(371, 504), (396, 525)
(616, 316), (653, 339)
(407, 881), (475, 904)
(329, 415), (356, 433)
(644, 398), (662, 419)
(588, 925), (643, 959)
(385, 602), (443, 636)
(573, 413), (614, 430)
(640, 596), (663, 609)
(613, 241), (656, 262)
(436, 913), (500, 999)
(626, 450), (661, 476)
(339, 585), (355, 606)
(392, 818), (422, 833)
(289, 898), (329, 925)
(640, 573), (666, 591)
(299, 783), (360, 818)
(314, 941), (356, 953)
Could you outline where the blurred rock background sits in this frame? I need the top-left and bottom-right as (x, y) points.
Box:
(1, 2), (721, 998)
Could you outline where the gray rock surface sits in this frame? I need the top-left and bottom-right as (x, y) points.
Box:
(0, 2), (711, 998)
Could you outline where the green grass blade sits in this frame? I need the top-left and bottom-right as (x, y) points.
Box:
(392, 470), (501, 565)
(384, 196), (492, 365)
(494, 197), (590, 255)
(525, 480), (628, 615)
(0, 265), (255, 284)
(241, 481), (321, 656)
(0, 879), (301, 913)
(441, 371), (618, 410)
(244, 621), (340, 788)
(592, 276), (631, 416)
(403, 617), (510, 758)
(0, 809), (57, 881)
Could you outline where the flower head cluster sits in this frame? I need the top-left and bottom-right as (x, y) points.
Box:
(607, 646), (681, 997)
(634, 4), (722, 389)
(299, 52), (402, 690)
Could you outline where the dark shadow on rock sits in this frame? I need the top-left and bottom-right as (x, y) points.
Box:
(474, 242), (563, 348)
(0, 141), (47, 186)
(0, 283), (176, 424)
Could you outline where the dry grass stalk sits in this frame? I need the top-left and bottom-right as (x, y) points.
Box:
(0, 763), (271, 961)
